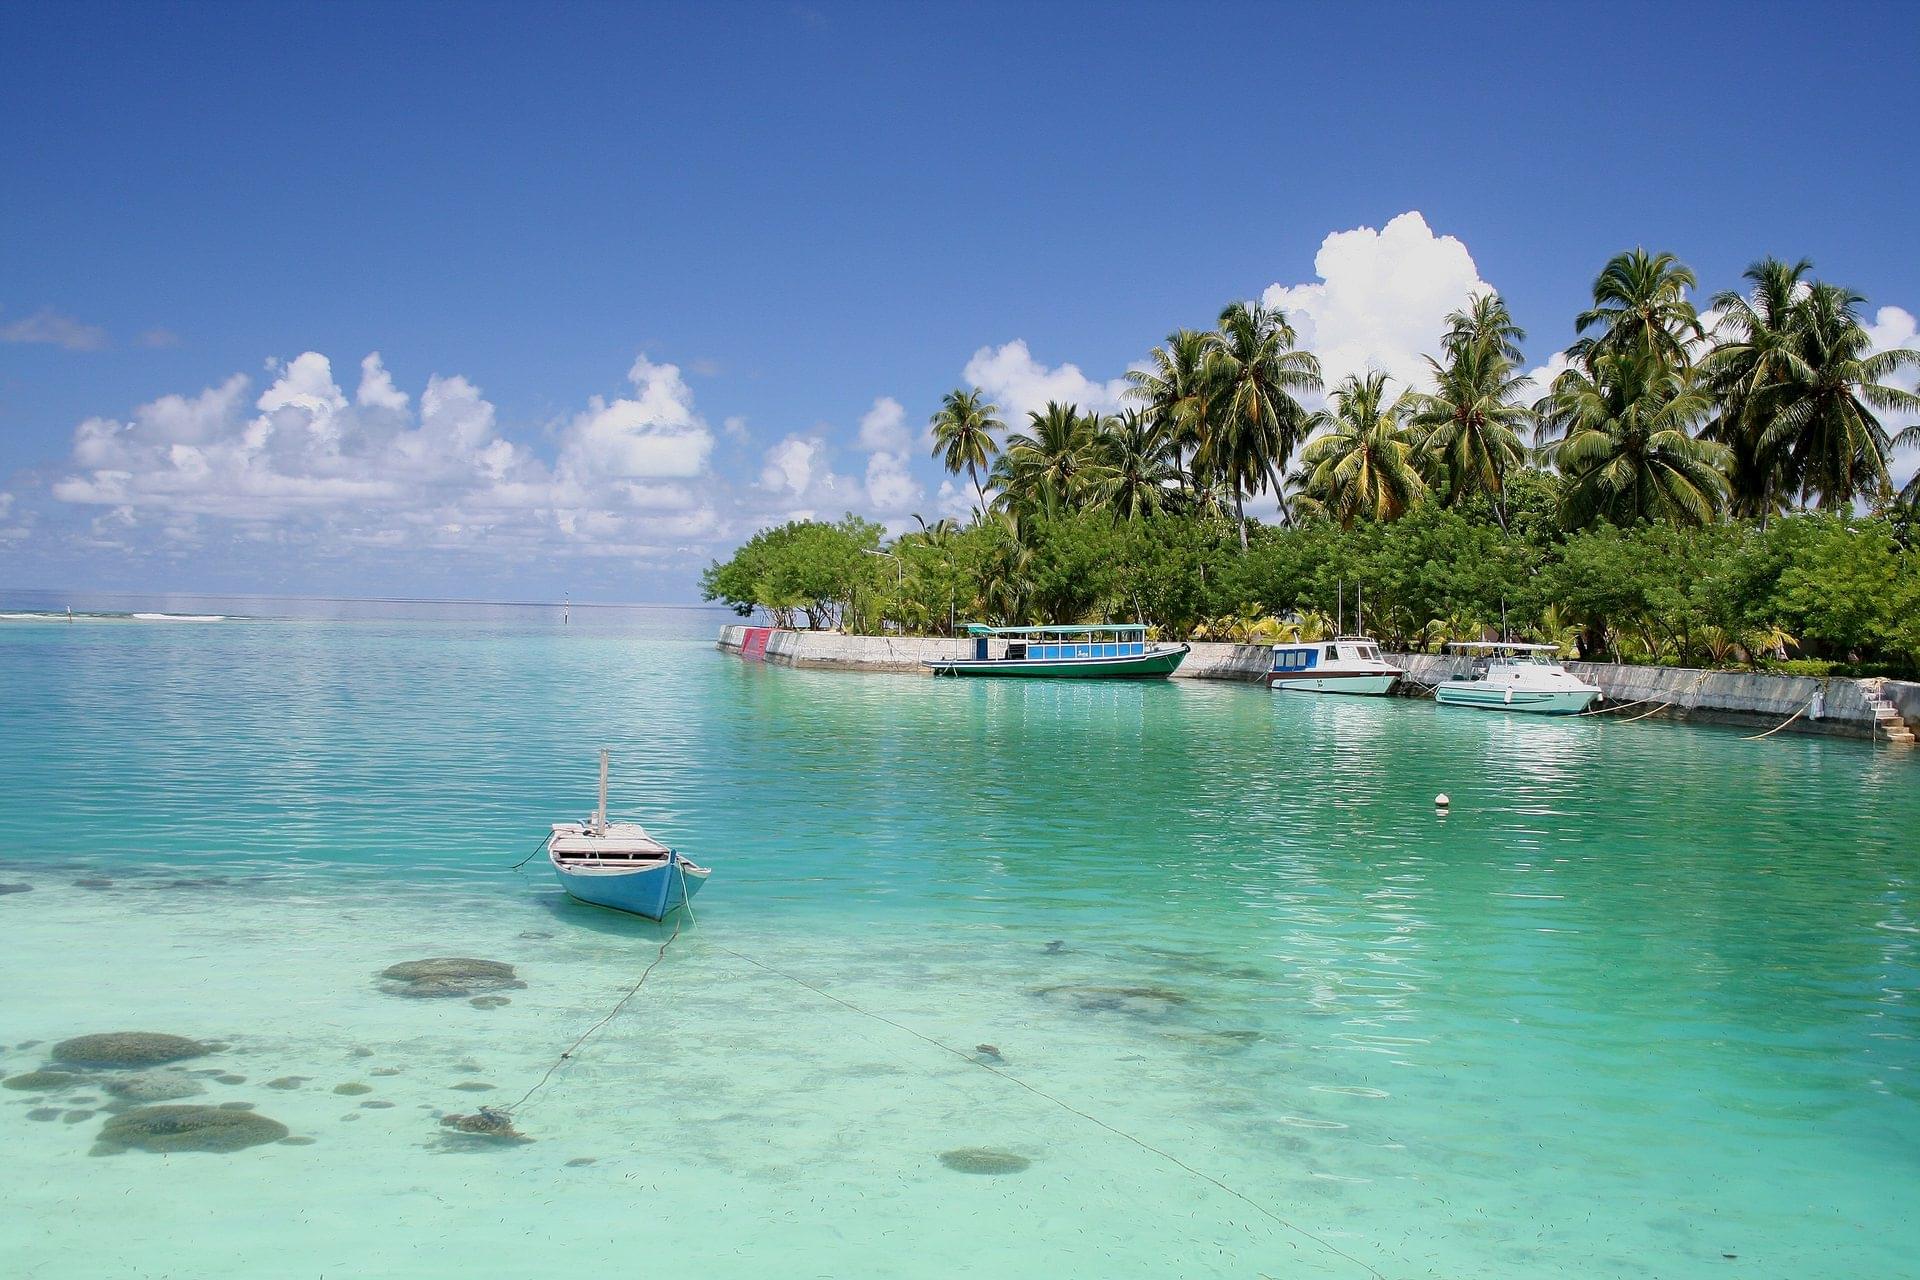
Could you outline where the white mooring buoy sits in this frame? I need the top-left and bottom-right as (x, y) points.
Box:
(1434, 793), (1451, 810)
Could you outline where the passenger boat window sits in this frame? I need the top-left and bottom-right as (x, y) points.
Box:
(1008, 641), (1027, 659)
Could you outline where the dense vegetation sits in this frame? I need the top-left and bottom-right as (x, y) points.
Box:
(704, 251), (1920, 675)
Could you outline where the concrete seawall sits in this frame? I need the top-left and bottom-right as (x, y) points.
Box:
(717, 624), (1271, 680)
(718, 624), (1913, 744)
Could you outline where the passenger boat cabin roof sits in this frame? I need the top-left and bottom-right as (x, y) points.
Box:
(962, 623), (1148, 637)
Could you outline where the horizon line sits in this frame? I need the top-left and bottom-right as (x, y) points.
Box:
(0, 588), (726, 611)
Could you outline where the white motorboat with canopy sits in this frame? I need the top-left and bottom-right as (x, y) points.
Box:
(1433, 642), (1601, 715)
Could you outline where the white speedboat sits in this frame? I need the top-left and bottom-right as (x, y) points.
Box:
(1434, 642), (1600, 715)
(1268, 635), (1403, 695)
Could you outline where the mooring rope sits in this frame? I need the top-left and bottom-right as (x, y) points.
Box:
(496, 909), (684, 1118)
(708, 942), (1388, 1280)
(1573, 668), (1716, 719)
(1742, 693), (1819, 741)
(508, 832), (550, 871)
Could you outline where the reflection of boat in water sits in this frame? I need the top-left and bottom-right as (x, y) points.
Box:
(927, 624), (1188, 679)
(547, 750), (708, 920)
(1268, 636), (1403, 695)
(1434, 642), (1601, 715)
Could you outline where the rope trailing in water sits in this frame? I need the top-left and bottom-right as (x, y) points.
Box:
(709, 943), (1387, 1280)
(1573, 668), (1717, 719)
(1742, 693), (1819, 741)
(495, 910), (684, 1119)
(508, 832), (551, 871)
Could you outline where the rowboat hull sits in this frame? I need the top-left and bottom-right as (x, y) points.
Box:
(550, 854), (709, 920)
(1268, 672), (1399, 695)
(1434, 684), (1598, 715)
(926, 645), (1189, 680)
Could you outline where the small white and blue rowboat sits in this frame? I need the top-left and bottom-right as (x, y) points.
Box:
(548, 751), (709, 920)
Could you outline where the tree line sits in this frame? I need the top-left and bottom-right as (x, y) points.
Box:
(704, 249), (1920, 675)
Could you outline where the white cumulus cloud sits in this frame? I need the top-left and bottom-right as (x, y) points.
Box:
(556, 354), (714, 483)
(47, 350), (730, 565)
(855, 396), (923, 513)
(962, 340), (1131, 426)
(857, 396), (909, 452)
(1261, 211), (1491, 395)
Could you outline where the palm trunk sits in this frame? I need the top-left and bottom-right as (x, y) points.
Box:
(1235, 490), (1248, 551)
(1266, 462), (1294, 528)
(968, 464), (987, 523)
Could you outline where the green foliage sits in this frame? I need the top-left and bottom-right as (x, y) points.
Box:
(1769, 659), (1839, 677)
(701, 508), (1919, 676)
(699, 515), (884, 631)
(1745, 515), (1920, 666)
(701, 250), (1917, 676)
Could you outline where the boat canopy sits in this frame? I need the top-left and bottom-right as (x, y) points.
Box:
(1444, 641), (1566, 656)
(962, 622), (1148, 637)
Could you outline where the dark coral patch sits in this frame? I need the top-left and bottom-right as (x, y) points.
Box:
(377, 958), (524, 999)
(939, 1147), (1031, 1175)
(52, 1033), (210, 1069)
(105, 1072), (205, 1103)
(440, 1108), (530, 1143)
(5, 1070), (81, 1091)
(94, 1105), (289, 1154)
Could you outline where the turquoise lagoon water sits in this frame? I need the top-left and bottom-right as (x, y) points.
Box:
(1, 597), (1915, 1279)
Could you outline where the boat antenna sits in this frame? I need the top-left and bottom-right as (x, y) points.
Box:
(1356, 583), (1363, 636)
(593, 747), (609, 835)
(1336, 578), (1343, 636)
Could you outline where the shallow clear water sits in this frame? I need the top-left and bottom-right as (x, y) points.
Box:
(2, 596), (1915, 1279)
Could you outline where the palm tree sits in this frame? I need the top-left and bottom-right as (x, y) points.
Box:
(979, 509), (1036, 624)
(1097, 409), (1178, 519)
(928, 387), (1003, 518)
(1296, 372), (1428, 527)
(1408, 297), (1533, 528)
(1762, 282), (1920, 509)
(1203, 300), (1321, 548)
(1571, 249), (1705, 372)
(1276, 469), (1325, 524)
(1126, 329), (1216, 499)
(1540, 349), (1729, 527)
(1700, 257), (1813, 519)
(990, 401), (1113, 519)
(1897, 424), (1920, 509)
(1444, 292), (1527, 363)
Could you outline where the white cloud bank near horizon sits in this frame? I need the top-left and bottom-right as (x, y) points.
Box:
(51, 350), (727, 563)
(13, 211), (1919, 591)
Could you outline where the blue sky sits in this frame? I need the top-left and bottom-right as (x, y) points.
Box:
(3, 1), (1917, 601)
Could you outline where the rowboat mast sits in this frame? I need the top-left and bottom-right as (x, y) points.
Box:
(593, 747), (609, 836)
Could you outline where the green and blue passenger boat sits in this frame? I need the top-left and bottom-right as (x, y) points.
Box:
(926, 623), (1189, 679)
